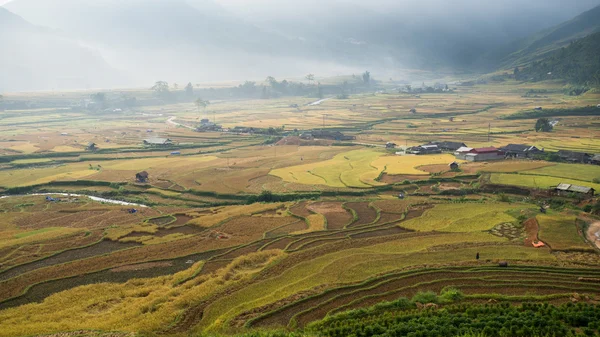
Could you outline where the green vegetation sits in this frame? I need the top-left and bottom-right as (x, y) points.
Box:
(517, 32), (600, 86)
(310, 302), (600, 337)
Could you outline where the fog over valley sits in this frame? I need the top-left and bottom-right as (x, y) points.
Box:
(1, 0), (600, 91)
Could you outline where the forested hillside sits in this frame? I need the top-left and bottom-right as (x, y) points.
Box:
(516, 32), (600, 85)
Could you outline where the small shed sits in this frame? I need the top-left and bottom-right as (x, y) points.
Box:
(136, 171), (149, 183)
(143, 138), (173, 146)
(409, 108), (417, 114)
(449, 162), (459, 170)
(386, 142), (397, 149)
(554, 183), (595, 197)
(534, 107), (543, 111)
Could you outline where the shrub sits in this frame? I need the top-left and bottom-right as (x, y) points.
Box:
(411, 291), (438, 304)
(439, 287), (464, 303)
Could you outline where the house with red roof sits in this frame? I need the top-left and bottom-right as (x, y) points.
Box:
(464, 147), (504, 162)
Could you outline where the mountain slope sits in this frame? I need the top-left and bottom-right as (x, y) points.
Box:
(0, 7), (120, 92)
(516, 32), (600, 85)
(497, 4), (600, 69)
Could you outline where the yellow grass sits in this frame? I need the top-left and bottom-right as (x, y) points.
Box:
(270, 149), (385, 188)
(188, 203), (285, 228)
(9, 143), (40, 154)
(0, 251), (284, 337)
(372, 154), (462, 176)
(146, 188), (181, 197)
(100, 156), (218, 171)
(291, 213), (326, 234)
(104, 223), (158, 241)
(0, 227), (81, 249)
(51, 145), (82, 152)
(400, 203), (521, 232)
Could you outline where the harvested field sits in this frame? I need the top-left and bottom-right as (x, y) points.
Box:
(171, 214), (193, 226)
(264, 220), (307, 238)
(0, 247), (228, 310)
(146, 216), (176, 227)
(121, 225), (203, 240)
(199, 259), (231, 275)
(0, 240), (141, 282)
(349, 226), (411, 239)
(345, 202), (378, 228)
(288, 201), (312, 218)
(379, 174), (430, 184)
(307, 202), (353, 230)
(260, 237), (295, 251)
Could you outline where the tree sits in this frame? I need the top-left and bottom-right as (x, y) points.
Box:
(173, 83), (179, 90)
(305, 74), (315, 85)
(535, 118), (553, 132)
(195, 98), (209, 116)
(317, 83), (323, 99)
(362, 71), (371, 86)
(185, 82), (194, 98)
(90, 92), (107, 109)
(514, 67), (520, 77)
(152, 81), (169, 94)
(261, 86), (268, 99)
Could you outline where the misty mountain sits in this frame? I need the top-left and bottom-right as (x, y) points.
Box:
(3, 0), (600, 91)
(0, 7), (119, 92)
(494, 4), (600, 69)
(516, 32), (600, 86)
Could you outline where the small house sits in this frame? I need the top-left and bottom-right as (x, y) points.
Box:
(136, 171), (149, 183)
(500, 144), (542, 158)
(299, 132), (314, 140)
(86, 142), (97, 151)
(557, 150), (591, 164)
(406, 144), (442, 155)
(143, 138), (173, 146)
(554, 183), (595, 197)
(386, 142), (397, 149)
(428, 141), (467, 152)
(449, 162), (459, 170)
(464, 147), (504, 162)
(454, 146), (474, 160)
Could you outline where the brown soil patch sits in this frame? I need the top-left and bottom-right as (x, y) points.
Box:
(438, 182), (462, 191)
(261, 237), (295, 251)
(199, 259), (231, 275)
(110, 261), (173, 272)
(289, 201), (312, 218)
(350, 226), (411, 239)
(419, 164), (449, 174)
(523, 218), (541, 247)
(585, 221), (600, 250)
(171, 214), (193, 226)
(266, 220), (307, 238)
(346, 202), (378, 228)
(307, 202), (353, 230)
(379, 174), (430, 184)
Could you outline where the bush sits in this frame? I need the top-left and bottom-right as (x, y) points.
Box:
(439, 287), (464, 303)
(411, 291), (438, 304)
(497, 193), (510, 202)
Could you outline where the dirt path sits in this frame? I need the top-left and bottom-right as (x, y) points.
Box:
(585, 221), (600, 249)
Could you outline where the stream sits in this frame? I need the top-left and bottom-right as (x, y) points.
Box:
(0, 193), (148, 207)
